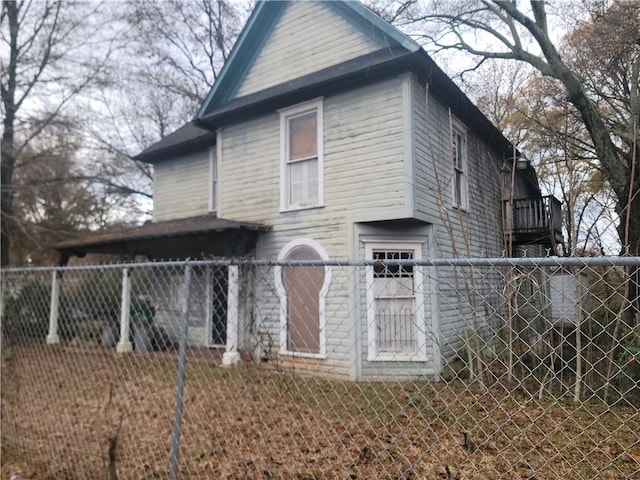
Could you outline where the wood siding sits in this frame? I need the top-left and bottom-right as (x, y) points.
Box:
(220, 77), (406, 235)
(220, 76), (407, 379)
(152, 83), (526, 377)
(412, 77), (510, 365)
(153, 150), (211, 222)
(235, 1), (381, 98)
(355, 223), (440, 380)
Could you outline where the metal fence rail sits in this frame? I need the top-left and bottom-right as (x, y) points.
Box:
(1, 256), (639, 479)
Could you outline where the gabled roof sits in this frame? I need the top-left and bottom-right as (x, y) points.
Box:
(136, 0), (539, 196)
(193, 1), (521, 163)
(197, 0), (420, 120)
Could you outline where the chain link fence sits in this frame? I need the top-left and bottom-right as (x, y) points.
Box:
(1, 256), (639, 479)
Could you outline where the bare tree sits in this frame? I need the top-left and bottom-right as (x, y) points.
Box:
(1, 0), (117, 266)
(74, 0), (248, 220)
(406, 0), (640, 319)
(10, 121), (119, 265)
(122, 0), (247, 122)
(1, 1), (245, 266)
(471, 64), (620, 255)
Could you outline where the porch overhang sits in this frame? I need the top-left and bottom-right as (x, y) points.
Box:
(55, 215), (271, 263)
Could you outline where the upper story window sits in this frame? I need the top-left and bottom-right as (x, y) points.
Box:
(280, 99), (324, 211)
(452, 123), (468, 210)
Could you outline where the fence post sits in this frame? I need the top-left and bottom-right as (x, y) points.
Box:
(116, 268), (133, 353)
(46, 270), (61, 344)
(222, 265), (241, 366)
(169, 262), (192, 480)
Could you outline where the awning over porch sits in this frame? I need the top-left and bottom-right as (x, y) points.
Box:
(55, 214), (271, 262)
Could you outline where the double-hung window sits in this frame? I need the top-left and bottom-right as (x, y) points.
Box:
(280, 99), (324, 211)
(452, 124), (468, 210)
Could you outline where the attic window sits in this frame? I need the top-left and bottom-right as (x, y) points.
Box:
(280, 99), (324, 211)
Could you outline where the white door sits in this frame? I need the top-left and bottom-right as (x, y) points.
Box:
(365, 243), (427, 361)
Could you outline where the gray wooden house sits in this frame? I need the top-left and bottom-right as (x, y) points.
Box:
(57, 0), (561, 380)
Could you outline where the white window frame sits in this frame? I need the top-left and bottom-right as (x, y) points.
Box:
(274, 238), (331, 359)
(451, 120), (469, 211)
(279, 98), (324, 212)
(208, 146), (217, 213)
(365, 241), (427, 361)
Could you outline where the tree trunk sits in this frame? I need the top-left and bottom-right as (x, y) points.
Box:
(619, 189), (640, 324)
(553, 56), (639, 322)
(1, 0), (19, 267)
(0, 138), (15, 267)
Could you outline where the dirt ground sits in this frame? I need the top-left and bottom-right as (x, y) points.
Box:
(1, 342), (639, 480)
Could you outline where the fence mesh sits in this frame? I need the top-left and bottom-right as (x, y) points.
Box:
(1, 256), (639, 479)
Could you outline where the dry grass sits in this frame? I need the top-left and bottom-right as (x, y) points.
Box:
(2, 342), (639, 480)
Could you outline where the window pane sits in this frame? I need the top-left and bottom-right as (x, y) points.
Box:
(373, 250), (414, 278)
(289, 112), (317, 160)
(455, 170), (465, 206)
(453, 132), (464, 169)
(306, 158), (318, 201)
(288, 158), (318, 206)
(289, 162), (305, 205)
(210, 152), (217, 211)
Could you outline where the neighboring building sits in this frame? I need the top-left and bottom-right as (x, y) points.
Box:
(56, 0), (562, 379)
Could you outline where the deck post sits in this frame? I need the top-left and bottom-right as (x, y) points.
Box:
(222, 265), (241, 366)
(46, 270), (61, 344)
(116, 268), (133, 353)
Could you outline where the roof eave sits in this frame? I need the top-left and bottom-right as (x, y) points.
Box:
(133, 133), (216, 164)
(55, 216), (271, 253)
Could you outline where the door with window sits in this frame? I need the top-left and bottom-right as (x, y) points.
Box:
(365, 243), (426, 361)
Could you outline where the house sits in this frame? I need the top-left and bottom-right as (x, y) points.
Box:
(56, 0), (562, 380)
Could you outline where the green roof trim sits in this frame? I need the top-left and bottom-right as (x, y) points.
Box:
(197, 1), (288, 119)
(196, 0), (420, 121)
(328, 1), (421, 53)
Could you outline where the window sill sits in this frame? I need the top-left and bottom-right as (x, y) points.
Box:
(279, 349), (327, 360)
(375, 295), (416, 300)
(368, 354), (428, 362)
(452, 204), (469, 213)
(280, 203), (325, 213)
